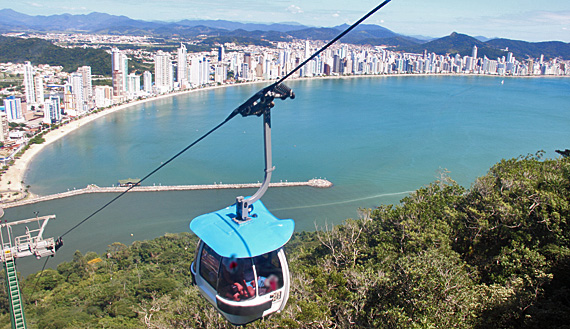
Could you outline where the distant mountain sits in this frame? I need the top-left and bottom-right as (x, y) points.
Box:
(1, 10), (569, 60)
(474, 36), (492, 42)
(334, 23), (399, 39)
(174, 19), (308, 32)
(408, 35), (434, 42)
(394, 32), (570, 60)
(485, 39), (570, 60)
(0, 9), (410, 43)
(353, 36), (421, 48)
(399, 32), (505, 59)
(0, 9), (162, 32)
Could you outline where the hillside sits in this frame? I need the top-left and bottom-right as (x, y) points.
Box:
(485, 39), (570, 60)
(0, 36), (156, 76)
(398, 32), (570, 60)
(0, 36), (111, 75)
(2, 153), (569, 328)
(400, 32), (504, 58)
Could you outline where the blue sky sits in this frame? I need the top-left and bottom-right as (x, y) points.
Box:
(2, 0), (569, 42)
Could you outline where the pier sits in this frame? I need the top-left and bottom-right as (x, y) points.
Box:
(1, 179), (332, 208)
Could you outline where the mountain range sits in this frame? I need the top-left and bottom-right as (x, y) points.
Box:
(0, 9), (569, 60)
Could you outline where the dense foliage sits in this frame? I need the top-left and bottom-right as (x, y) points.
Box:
(1, 154), (569, 328)
(0, 36), (151, 76)
(0, 36), (111, 75)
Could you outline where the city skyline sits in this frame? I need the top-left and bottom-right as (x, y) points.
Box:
(1, 0), (569, 43)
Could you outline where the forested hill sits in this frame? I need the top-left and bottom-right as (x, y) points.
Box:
(0, 36), (111, 75)
(2, 153), (569, 328)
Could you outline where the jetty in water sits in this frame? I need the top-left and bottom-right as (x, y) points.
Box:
(2, 179), (332, 208)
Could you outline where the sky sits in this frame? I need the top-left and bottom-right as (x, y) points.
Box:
(1, 0), (569, 42)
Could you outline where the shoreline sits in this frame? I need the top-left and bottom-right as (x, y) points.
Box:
(0, 73), (567, 196)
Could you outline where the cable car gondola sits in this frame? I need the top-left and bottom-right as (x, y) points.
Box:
(190, 84), (296, 325)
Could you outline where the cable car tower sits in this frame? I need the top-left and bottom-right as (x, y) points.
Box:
(0, 209), (61, 329)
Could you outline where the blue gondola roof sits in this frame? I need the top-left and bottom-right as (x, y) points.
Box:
(190, 200), (295, 258)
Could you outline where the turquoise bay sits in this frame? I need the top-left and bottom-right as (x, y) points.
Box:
(8, 76), (570, 274)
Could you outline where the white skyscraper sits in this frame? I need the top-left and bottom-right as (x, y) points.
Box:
(188, 57), (201, 87)
(34, 75), (44, 106)
(3, 96), (24, 123)
(70, 73), (85, 114)
(199, 57), (210, 85)
(143, 71), (153, 93)
(214, 64), (227, 83)
(23, 62), (36, 104)
(94, 86), (113, 108)
(177, 44), (188, 88)
(112, 48), (128, 96)
(126, 73), (141, 98)
(472, 45), (478, 60)
(155, 51), (173, 93)
(78, 66), (92, 104)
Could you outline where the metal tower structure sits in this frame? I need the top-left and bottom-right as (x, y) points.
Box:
(0, 212), (60, 329)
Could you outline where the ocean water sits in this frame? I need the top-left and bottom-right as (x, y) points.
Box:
(8, 75), (570, 275)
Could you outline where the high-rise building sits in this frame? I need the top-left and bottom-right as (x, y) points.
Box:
(43, 96), (61, 124)
(50, 95), (61, 114)
(199, 57), (210, 85)
(70, 73), (85, 115)
(472, 45), (478, 60)
(3, 96), (24, 123)
(188, 57), (200, 86)
(126, 73), (141, 98)
(23, 62), (36, 104)
(143, 71), (153, 93)
(244, 53), (252, 67)
(214, 64), (227, 83)
(218, 45), (225, 62)
(240, 63), (250, 80)
(155, 51), (173, 93)
(94, 86), (113, 108)
(112, 48), (128, 96)
(0, 112), (8, 142)
(177, 44), (188, 88)
(34, 75), (44, 107)
(333, 54), (341, 73)
(78, 66), (92, 104)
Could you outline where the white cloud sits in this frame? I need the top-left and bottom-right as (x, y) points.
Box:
(478, 10), (570, 27)
(61, 6), (88, 11)
(332, 12), (340, 18)
(28, 2), (43, 7)
(286, 5), (303, 14)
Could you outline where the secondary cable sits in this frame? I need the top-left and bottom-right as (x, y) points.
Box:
(30, 256), (51, 299)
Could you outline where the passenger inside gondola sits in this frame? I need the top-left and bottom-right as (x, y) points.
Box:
(253, 251), (284, 295)
(251, 274), (279, 295)
(219, 257), (255, 301)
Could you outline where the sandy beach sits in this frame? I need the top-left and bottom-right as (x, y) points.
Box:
(0, 73), (566, 195)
